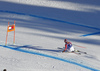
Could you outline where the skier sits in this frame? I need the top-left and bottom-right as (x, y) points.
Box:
(62, 39), (75, 52)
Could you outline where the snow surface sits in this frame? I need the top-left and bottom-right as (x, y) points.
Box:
(0, 0), (100, 71)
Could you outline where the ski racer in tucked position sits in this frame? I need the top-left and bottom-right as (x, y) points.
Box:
(62, 39), (75, 52)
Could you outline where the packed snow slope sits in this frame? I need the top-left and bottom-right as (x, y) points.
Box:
(0, 0), (100, 71)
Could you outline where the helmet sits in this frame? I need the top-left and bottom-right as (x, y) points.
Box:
(64, 39), (68, 43)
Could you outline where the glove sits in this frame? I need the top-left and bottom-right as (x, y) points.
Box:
(62, 50), (65, 52)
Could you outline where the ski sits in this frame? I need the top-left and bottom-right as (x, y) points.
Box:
(62, 50), (87, 55)
(58, 47), (87, 55)
(62, 51), (81, 55)
(76, 50), (87, 54)
(69, 51), (81, 55)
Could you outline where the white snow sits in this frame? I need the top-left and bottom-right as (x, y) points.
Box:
(0, 0), (100, 71)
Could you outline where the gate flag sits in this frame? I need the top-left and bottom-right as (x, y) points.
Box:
(5, 21), (15, 45)
(7, 24), (15, 32)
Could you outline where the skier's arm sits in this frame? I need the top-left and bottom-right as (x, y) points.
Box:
(62, 44), (67, 52)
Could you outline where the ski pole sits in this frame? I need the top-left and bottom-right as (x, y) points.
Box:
(73, 44), (86, 48)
